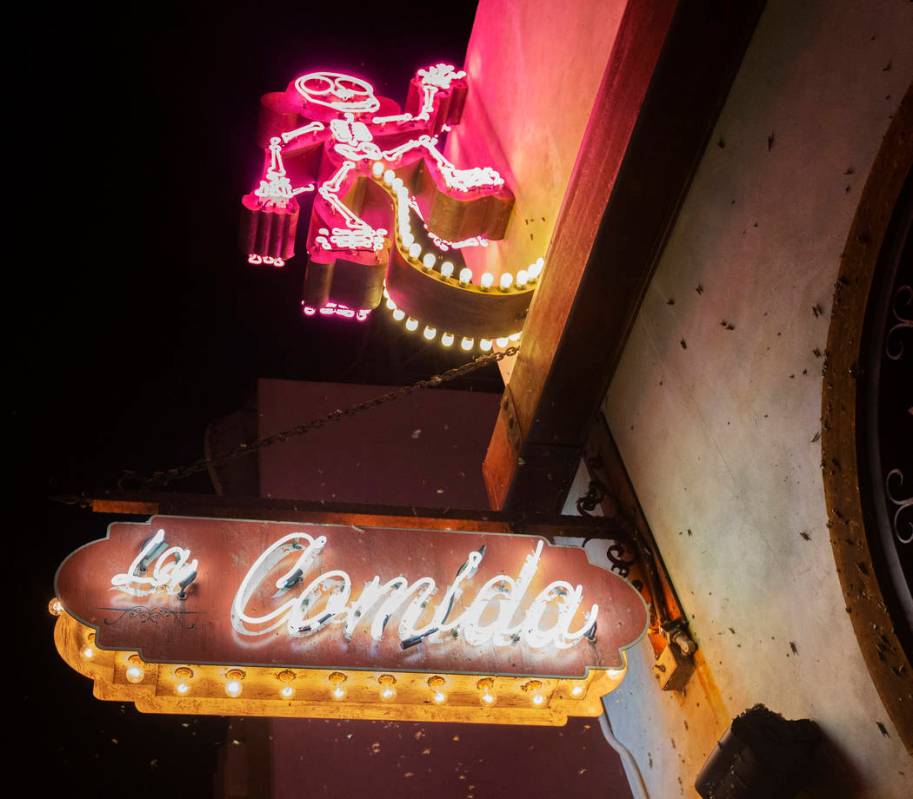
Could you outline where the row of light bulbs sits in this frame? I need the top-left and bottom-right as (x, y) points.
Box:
(383, 289), (522, 353)
(58, 600), (589, 709)
(371, 159), (544, 292)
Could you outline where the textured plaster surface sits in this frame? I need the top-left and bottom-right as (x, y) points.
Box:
(602, 1), (913, 797)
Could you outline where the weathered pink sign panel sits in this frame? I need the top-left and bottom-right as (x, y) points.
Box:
(56, 516), (647, 678)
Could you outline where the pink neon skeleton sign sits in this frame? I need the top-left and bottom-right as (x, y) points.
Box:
(241, 64), (539, 352)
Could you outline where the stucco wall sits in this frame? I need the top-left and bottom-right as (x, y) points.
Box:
(601, 1), (913, 797)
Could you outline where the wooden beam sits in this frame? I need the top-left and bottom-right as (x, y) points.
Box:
(484, 0), (765, 511)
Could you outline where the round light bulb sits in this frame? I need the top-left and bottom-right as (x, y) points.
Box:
(405, 317), (419, 332)
(460, 337), (474, 351)
(441, 332), (455, 348)
(392, 309), (406, 321)
(440, 261), (454, 278)
(385, 298), (397, 310)
(380, 686), (396, 701)
(401, 231), (415, 247)
(480, 272), (494, 290)
(571, 685), (584, 698)
(433, 691), (447, 704)
(481, 692), (495, 705)
(382, 169), (395, 185)
(226, 680), (243, 697)
(516, 270), (528, 288)
(458, 267), (473, 286)
(509, 332), (522, 342)
(423, 326), (437, 341)
(495, 337), (509, 348)
(280, 685), (295, 699)
(422, 253), (436, 270)
(176, 682), (190, 696)
(531, 693), (545, 706)
(408, 243), (421, 260)
(126, 665), (144, 684)
(82, 647), (94, 659)
(371, 162), (384, 178)
(479, 339), (492, 352)
(392, 177), (404, 191)
(331, 686), (347, 700)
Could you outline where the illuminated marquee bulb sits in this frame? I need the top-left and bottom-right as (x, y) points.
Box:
(515, 270), (528, 288)
(329, 672), (347, 700)
(401, 231), (415, 248)
(392, 177), (405, 192)
(82, 632), (95, 659)
(422, 253), (436, 270)
(428, 676), (447, 704)
(480, 272), (494, 290)
(570, 685), (585, 698)
(125, 655), (145, 684)
(277, 670), (296, 699)
(385, 298), (397, 310)
(440, 261), (454, 279)
(458, 267), (473, 286)
(529, 258), (544, 280)
(405, 317), (419, 332)
(378, 674), (397, 701)
(523, 680), (545, 706)
(225, 669), (245, 697)
(509, 332), (522, 342)
(441, 332), (455, 348)
(499, 273), (513, 291)
(174, 667), (193, 695)
(479, 339), (492, 352)
(422, 326), (437, 341)
(382, 169), (395, 185)
(495, 337), (509, 348)
(408, 243), (422, 260)
(392, 309), (406, 322)
(477, 678), (496, 705)
(460, 337), (474, 351)
(372, 161), (385, 178)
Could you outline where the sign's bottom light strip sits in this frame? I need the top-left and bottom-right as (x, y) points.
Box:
(53, 606), (625, 726)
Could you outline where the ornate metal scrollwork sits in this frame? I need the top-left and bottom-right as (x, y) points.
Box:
(885, 284), (912, 361)
(101, 606), (199, 629)
(886, 470), (913, 545)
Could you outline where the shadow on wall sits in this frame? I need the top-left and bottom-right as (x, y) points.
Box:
(805, 730), (866, 799)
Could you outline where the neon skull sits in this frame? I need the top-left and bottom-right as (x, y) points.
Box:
(294, 71), (380, 115)
(241, 64), (542, 350)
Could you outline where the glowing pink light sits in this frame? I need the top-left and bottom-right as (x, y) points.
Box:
(302, 301), (371, 322)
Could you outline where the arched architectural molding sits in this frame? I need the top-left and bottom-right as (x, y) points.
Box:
(822, 83), (912, 754)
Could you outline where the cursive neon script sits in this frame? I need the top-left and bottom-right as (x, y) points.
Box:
(111, 529), (198, 598)
(231, 534), (598, 651)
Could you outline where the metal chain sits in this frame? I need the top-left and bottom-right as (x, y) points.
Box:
(116, 346), (519, 490)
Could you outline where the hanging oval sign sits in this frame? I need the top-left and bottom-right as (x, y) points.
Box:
(52, 515), (648, 724)
(56, 516), (647, 677)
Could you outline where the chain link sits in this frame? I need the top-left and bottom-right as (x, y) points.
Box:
(117, 346), (519, 490)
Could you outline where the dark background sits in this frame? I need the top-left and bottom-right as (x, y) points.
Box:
(32, 2), (508, 795)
